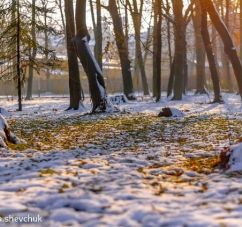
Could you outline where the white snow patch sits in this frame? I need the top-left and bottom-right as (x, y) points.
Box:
(170, 107), (185, 117)
(226, 143), (242, 172)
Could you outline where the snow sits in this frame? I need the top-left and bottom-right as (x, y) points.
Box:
(95, 73), (106, 99)
(0, 107), (9, 117)
(169, 107), (185, 117)
(226, 143), (242, 172)
(0, 92), (242, 226)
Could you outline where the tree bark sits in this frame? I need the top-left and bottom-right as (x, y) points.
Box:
(172, 0), (185, 100)
(127, 0), (150, 96)
(74, 0), (106, 112)
(64, 0), (83, 110)
(104, 0), (135, 100)
(192, 0), (207, 94)
(224, 0), (233, 92)
(43, 2), (50, 92)
(154, 0), (162, 102)
(16, 0), (22, 110)
(167, 59), (175, 97)
(200, 1), (223, 103)
(202, 0), (242, 98)
(153, 0), (158, 98)
(96, 0), (102, 70)
(26, 0), (36, 101)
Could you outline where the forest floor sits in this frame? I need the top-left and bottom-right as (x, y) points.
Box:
(0, 92), (242, 227)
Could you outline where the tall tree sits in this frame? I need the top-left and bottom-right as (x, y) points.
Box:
(223, 0), (233, 92)
(89, 0), (103, 70)
(96, 0), (102, 70)
(202, 0), (242, 98)
(153, 0), (162, 101)
(16, 0), (22, 110)
(192, 0), (207, 94)
(171, 1), (193, 99)
(102, 0), (135, 100)
(64, 0), (84, 110)
(200, 1), (223, 103)
(127, 0), (150, 96)
(41, 0), (51, 93)
(171, 0), (185, 100)
(25, 0), (37, 100)
(73, 0), (107, 112)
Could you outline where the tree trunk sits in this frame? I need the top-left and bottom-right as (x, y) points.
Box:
(44, 5), (50, 92)
(200, 1), (223, 103)
(165, 0), (172, 68)
(154, 0), (162, 102)
(183, 34), (188, 94)
(96, 0), (102, 70)
(128, 0), (150, 96)
(167, 59), (175, 97)
(224, 0), (233, 92)
(11, 0), (17, 84)
(105, 0), (135, 100)
(26, 0), (36, 101)
(172, 0), (184, 100)
(153, 0), (158, 98)
(202, 0), (242, 98)
(192, 0), (207, 94)
(89, 0), (102, 70)
(74, 0), (106, 112)
(64, 0), (83, 110)
(16, 0), (22, 110)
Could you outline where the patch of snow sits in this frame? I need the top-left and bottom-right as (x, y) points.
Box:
(0, 108), (9, 117)
(226, 143), (242, 172)
(170, 107), (185, 117)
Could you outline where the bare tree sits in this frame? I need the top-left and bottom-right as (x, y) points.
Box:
(202, 0), (242, 98)
(192, 0), (207, 94)
(102, 0), (135, 100)
(73, 0), (107, 112)
(200, 0), (223, 103)
(25, 0), (37, 100)
(153, 0), (162, 101)
(127, 0), (150, 96)
(64, 0), (84, 110)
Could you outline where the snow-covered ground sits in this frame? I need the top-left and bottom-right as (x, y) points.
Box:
(0, 92), (242, 227)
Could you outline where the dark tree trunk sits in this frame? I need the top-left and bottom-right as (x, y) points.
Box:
(224, 0), (233, 92)
(165, 0), (172, 68)
(44, 4), (50, 92)
(153, 0), (158, 98)
(26, 0), (36, 101)
(154, 0), (162, 102)
(64, 0), (83, 110)
(167, 59), (175, 97)
(16, 0), (22, 110)
(172, 0), (184, 100)
(193, 0), (207, 94)
(74, 0), (106, 112)
(200, 1), (223, 103)
(127, 0), (150, 96)
(11, 0), (17, 86)
(105, 0), (135, 100)
(183, 37), (188, 94)
(96, 0), (102, 70)
(202, 0), (242, 98)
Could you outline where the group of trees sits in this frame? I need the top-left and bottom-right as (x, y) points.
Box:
(1, 0), (242, 112)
